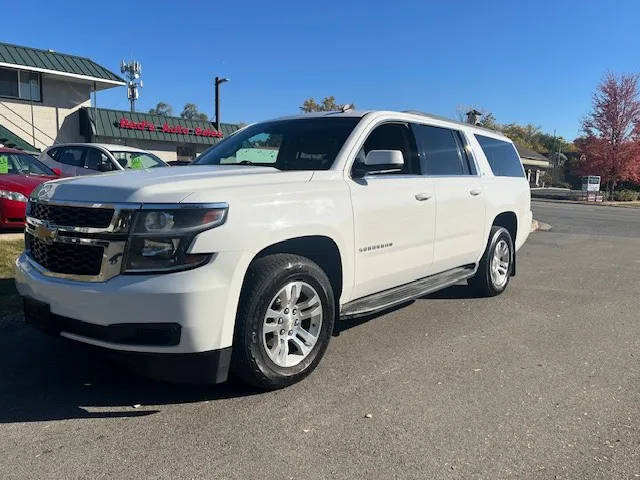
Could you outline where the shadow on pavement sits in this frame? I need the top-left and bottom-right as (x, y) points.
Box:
(0, 319), (261, 424)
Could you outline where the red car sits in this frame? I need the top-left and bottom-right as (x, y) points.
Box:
(0, 148), (60, 230)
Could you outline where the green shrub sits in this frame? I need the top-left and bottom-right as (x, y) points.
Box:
(613, 189), (639, 201)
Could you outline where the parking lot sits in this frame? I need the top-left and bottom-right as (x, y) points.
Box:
(1, 201), (639, 479)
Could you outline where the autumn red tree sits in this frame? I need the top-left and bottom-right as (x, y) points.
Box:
(576, 72), (640, 194)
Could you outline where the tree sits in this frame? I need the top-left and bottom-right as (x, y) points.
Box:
(300, 96), (354, 112)
(181, 103), (209, 121)
(576, 72), (640, 195)
(148, 102), (173, 116)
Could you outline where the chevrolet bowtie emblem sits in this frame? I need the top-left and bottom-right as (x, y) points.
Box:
(34, 223), (58, 245)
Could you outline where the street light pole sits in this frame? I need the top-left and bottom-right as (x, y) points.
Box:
(214, 76), (229, 133)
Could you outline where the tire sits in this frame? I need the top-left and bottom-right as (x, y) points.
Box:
(231, 253), (335, 389)
(468, 226), (513, 297)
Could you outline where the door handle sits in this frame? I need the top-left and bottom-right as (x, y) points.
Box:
(415, 193), (432, 201)
(469, 189), (482, 196)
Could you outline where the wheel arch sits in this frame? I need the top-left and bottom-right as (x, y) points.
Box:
(491, 211), (517, 276)
(250, 235), (344, 301)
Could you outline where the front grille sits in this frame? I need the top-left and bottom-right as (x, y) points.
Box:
(26, 233), (104, 276)
(29, 202), (114, 228)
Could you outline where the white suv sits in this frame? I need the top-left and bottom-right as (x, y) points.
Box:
(15, 110), (532, 389)
(39, 143), (167, 177)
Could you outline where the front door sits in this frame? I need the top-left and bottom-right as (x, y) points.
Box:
(348, 122), (436, 299)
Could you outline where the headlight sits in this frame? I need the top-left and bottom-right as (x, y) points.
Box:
(0, 190), (28, 202)
(122, 204), (227, 274)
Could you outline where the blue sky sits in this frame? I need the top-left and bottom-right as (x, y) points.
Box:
(6, 0), (639, 140)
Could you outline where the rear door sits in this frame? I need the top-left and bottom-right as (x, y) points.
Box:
(348, 122), (436, 299)
(51, 146), (87, 176)
(411, 123), (486, 273)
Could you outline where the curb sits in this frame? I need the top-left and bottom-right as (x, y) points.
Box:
(531, 219), (552, 232)
(532, 197), (640, 208)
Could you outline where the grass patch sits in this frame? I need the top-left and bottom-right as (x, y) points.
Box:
(1, 239), (24, 315)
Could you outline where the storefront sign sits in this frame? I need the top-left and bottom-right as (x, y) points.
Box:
(116, 118), (223, 138)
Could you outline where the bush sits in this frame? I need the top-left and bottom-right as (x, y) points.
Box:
(553, 182), (571, 189)
(613, 189), (639, 202)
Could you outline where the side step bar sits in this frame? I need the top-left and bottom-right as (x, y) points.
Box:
(340, 264), (477, 319)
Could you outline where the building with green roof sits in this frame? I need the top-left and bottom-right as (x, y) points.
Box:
(0, 41), (125, 151)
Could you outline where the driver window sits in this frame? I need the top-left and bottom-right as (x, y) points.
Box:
(85, 148), (113, 171)
(354, 123), (417, 175)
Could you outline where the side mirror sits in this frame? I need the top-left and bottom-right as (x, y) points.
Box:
(353, 150), (404, 178)
(51, 168), (62, 176)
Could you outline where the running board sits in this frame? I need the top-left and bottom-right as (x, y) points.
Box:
(340, 265), (477, 319)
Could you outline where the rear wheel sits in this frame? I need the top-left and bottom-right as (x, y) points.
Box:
(231, 254), (335, 389)
(469, 226), (513, 297)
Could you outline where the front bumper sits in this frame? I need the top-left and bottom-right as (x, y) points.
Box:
(24, 299), (232, 383)
(15, 250), (252, 356)
(0, 199), (27, 228)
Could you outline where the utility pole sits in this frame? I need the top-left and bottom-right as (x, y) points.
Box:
(214, 76), (229, 132)
(121, 60), (143, 112)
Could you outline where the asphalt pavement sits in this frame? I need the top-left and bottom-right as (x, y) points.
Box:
(1, 200), (639, 479)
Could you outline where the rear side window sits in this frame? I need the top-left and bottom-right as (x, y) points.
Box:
(57, 147), (86, 167)
(475, 135), (525, 177)
(47, 147), (61, 160)
(411, 124), (470, 175)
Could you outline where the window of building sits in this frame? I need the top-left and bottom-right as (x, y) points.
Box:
(475, 135), (525, 178)
(0, 67), (41, 101)
(412, 124), (470, 176)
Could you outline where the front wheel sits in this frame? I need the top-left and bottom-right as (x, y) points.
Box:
(231, 254), (335, 389)
(468, 226), (513, 297)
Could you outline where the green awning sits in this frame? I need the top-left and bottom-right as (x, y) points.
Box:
(82, 107), (239, 146)
(0, 124), (39, 151)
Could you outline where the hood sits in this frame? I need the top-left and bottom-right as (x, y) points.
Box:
(36, 165), (315, 204)
(0, 174), (57, 196)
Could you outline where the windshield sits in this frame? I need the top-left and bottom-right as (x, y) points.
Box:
(0, 152), (55, 176)
(109, 151), (166, 170)
(194, 117), (360, 170)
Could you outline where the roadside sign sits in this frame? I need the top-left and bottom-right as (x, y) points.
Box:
(581, 176), (600, 192)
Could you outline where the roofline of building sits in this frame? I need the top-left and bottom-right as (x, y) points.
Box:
(84, 106), (238, 127)
(0, 61), (126, 89)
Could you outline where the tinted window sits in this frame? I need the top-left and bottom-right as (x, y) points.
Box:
(1, 153), (54, 175)
(47, 147), (61, 160)
(354, 123), (417, 175)
(85, 148), (114, 171)
(57, 147), (86, 167)
(412, 124), (467, 175)
(475, 135), (525, 177)
(195, 118), (360, 171)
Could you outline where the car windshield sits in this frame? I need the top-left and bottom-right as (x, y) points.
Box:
(194, 117), (361, 170)
(109, 151), (166, 170)
(0, 152), (54, 176)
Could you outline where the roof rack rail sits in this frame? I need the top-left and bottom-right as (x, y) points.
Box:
(401, 110), (502, 134)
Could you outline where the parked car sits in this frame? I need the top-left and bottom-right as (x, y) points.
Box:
(0, 148), (59, 229)
(39, 143), (168, 176)
(16, 110), (532, 389)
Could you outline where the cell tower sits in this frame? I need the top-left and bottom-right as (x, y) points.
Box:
(120, 60), (143, 112)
